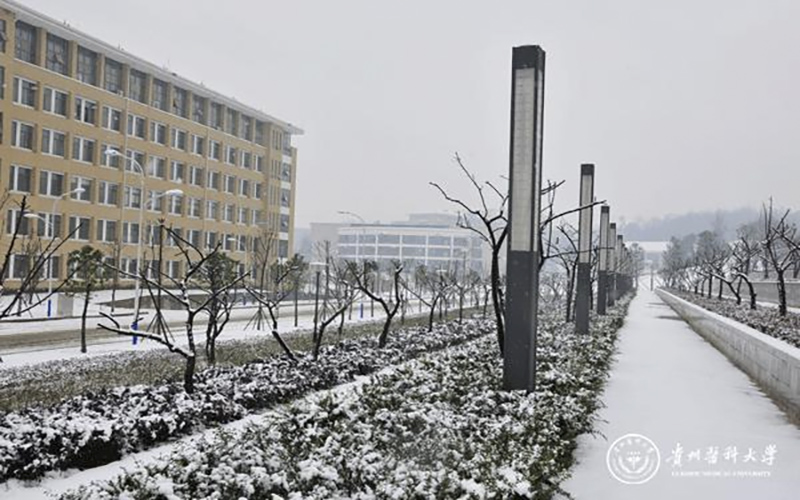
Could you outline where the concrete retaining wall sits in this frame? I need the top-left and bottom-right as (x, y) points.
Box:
(658, 289), (800, 425)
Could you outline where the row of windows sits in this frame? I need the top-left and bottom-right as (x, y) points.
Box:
(338, 246), (479, 258)
(9, 20), (291, 148)
(6, 165), (266, 221)
(7, 75), (270, 170)
(5, 209), (268, 248)
(7, 128), (269, 197)
(338, 234), (472, 246)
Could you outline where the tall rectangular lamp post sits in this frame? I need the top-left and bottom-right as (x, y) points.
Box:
(608, 223), (617, 307)
(597, 205), (610, 315)
(574, 164), (595, 334)
(504, 45), (545, 392)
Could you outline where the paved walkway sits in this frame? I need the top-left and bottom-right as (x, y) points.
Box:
(562, 288), (800, 499)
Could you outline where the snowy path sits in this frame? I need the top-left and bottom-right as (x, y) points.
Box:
(562, 288), (800, 499)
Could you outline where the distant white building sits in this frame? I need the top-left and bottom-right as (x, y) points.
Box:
(335, 215), (487, 272)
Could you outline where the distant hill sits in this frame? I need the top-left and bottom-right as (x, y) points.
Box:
(621, 207), (761, 241)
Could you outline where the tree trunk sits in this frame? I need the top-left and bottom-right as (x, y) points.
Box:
(745, 279), (757, 310)
(490, 248), (504, 355)
(717, 279), (723, 300)
(378, 317), (392, 348)
(80, 286), (90, 353)
(707, 275), (713, 298)
(271, 316), (297, 362)
(428, 298), (437, 332)
(458, 292), (464, 323)
(777, 269), (787, 316)
(183, 355), (196, 394)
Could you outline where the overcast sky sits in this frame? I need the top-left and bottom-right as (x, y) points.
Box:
(24, 0), (800, 228)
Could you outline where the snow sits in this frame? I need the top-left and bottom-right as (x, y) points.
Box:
(562, 288), (800, 499)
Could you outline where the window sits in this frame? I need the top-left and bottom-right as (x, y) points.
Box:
(172, 87), (188, 117)
(170, 161), (185, 183)
(104, 58), (123, 94)
(166, 229), (182, 248)
(224, 175), (236, 194)
(122, 222), (140, 245)
(238, 207), (247, 224)
(189, 166), (204, 187)
(188, 198), (202, 218)
(149, 156), (166, 178)
(152, 79), (168, 111)
(102, 106), (122, 132)
(240, 115), (252, 140)
(35, 213), (62, 239)
(0, 66), (4, 99)
(69, 216), (92, 241)
(280, 214), (290, 233)
(0, 20), (5, 53)
(120, 258), (138, 276)
(98, 181), (119, 205)
(45, 34), (70, 75)
(171, 128), (187, 150)
(71, 177), (93, 202)
(281, 163), (292, 182)
(97, 220), (117, 243)
(255, 155), (265, 172)
(280, 188), (290, 207)
(39, 171), (64, 197)
(76, 47), (98, 85)
(101, 145), (122, 168)
(9, 165), (33, 193)
(6, 209), (30, 236)
(74, 97), (97, 124)
(150, 121), (167, 145)
(255, 121), (266, 146)
(14, 21), (37, 64)
(39, 87), (67, 117)
(168, 195), (182, 215)
(127, 113), (146, 139)
(166, 261), (180, 278)
(207, 170), (220, 190)
(41, 129), (66, 157)
(205, 231), (218, 249)
(11, 121), (34, 150)
(239, 179), (250, 197)
(252, 209), (262, 226)
(147, 190), (164, 212)
(187, 229), (201, 247)
(241, 151), (252, 169)
(210, 102), (223, 129)
(128, 150), (146, 173)
(191, 135), (205, 155)
(192, 96), (206, 124)
(209, 140), (221, 160)
(129, 70), (147, 103)
(223, 204), (235, 223)
(13, 77), (37, 107)
(124, 186), (142, 209)
(206, 200), (219, 220)
(225, 108), (238, 136)
(226, 145), (237, 165)
(72, 136), (96, 163)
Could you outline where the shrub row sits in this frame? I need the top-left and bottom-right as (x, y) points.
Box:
(0, 318), (494, 483)
(59, 296), (632, 500)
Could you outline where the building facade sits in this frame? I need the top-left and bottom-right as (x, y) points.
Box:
(337, 223), (486, 273)
(0, 0), (301, 284)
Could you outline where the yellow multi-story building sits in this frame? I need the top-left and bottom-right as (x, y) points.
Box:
(0, 0), (301, 286)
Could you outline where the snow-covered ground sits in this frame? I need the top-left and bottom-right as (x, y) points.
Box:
(0, 299), (426, 368)
(562, 288), (800, 499)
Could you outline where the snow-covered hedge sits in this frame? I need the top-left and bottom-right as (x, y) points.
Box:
(60, 297), (632, 500)
(672, 290), (800, 349)
(0, 318), (494, 483)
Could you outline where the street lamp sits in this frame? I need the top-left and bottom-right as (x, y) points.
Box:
(24, 185), (85, 318)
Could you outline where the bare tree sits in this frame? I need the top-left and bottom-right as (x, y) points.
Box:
(347, 259), (403, 347)
(246, 254), (307, 362)
(200, 252), (240, 365)
(66, 245), (106, 353)
(762, 200), (798, 316)
(99, 225), (243, 393)
(0, 195), (78, 321)
(312, 259), (356, 360)
(403, 264), (450, 332)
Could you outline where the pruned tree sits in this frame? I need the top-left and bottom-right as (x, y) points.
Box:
(403, 264), (451, 332)
(104, 236), (123, 315)
(99, 224), (244, 393)
(347, 259), (403, 347)
(66, 245), (106, 353)
(200, 252), (240, 365)
(763, 200), (800, 316)
(312, 259), (357, 360)
(246, 253), (308, 362)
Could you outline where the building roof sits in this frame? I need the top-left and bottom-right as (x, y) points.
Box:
(2, 0), (303, 135)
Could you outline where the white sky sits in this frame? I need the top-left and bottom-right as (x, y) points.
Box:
(22, 0), (800, 228)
